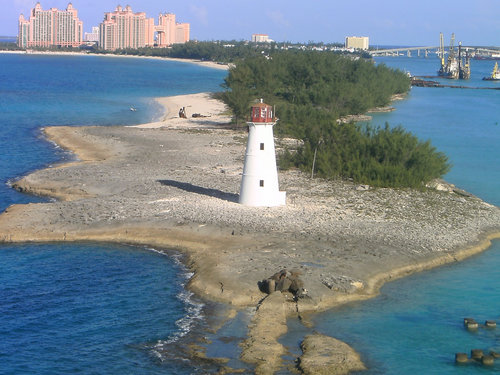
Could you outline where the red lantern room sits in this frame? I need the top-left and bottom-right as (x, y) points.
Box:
(250, 99), (274, 123)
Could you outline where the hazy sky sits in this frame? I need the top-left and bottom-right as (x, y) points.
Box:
(3, 0), (499, 46)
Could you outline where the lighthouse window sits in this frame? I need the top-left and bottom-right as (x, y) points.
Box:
(260, 143), (264, 150)
(260, 180), (264, 187)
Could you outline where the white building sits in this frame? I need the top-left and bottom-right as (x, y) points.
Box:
(345, 36), (369, 50)
(84, 26), (99, 42)
(239, 100), (286, 207)
(251, 34), (272, 43)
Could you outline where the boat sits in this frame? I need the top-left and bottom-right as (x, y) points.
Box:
(130, 107), (137, 112)
(483, 62), (500, 81)
(438, 33), (459, 79)
(437, 33), (470, 80)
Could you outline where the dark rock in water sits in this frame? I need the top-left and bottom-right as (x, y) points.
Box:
(481, 355), (494, 366)
(471, 349), (483, 361)
(490, 351), (500, 359)
(466, 321), (479, 330)
(463, 317), (476, 325)
(455, 353), (468, 364)
(464, 317), (478, 330)
(485, 320), (496, 328)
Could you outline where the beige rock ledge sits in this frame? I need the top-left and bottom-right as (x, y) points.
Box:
(298, 334), (366, 375)
(1, 93), (500, 374)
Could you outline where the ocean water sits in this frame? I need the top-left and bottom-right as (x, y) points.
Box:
(0, 53), (227, 374)
(281, 56), (500, 374)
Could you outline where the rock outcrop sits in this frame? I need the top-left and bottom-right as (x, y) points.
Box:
(298, 333), (366, 375)
(260, 269), (308, 299)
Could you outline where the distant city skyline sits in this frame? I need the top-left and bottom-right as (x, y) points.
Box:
(3, 0), (499, 46)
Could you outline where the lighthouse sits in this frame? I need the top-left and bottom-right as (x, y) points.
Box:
(239, 100), (286, 207)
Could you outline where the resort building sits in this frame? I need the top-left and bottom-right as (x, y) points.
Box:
(84, 26), (99, 42)
(345, 36), (369, 50)
(174, 22), (190, 45)
(99, 6), (190, 50)
(251, 34), (272, 43)
(18, 2), (83, 48)
(156, 13), (190, 47)
(99, 5), (153, 50)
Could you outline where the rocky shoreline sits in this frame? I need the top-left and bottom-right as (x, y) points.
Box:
(1, 93), (499, 374)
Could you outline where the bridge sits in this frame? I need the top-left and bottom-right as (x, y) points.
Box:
(370, 46), (500, 58)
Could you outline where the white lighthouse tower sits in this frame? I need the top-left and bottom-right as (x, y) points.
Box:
(239, 100), (286, 207)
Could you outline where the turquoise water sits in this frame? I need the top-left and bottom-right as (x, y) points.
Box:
(293, 56), (500, 374)
(0, 54), (227, 374)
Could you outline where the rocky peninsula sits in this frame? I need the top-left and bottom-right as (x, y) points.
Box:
(1, 92), (499, 374)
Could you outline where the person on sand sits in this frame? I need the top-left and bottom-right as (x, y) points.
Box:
(179, 107), (188, 118)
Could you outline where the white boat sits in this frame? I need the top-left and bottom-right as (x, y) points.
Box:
(483, 62), (500, 81)
(130, 107), (137, 111)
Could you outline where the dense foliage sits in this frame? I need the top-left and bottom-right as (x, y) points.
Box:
(0, 42), (21, 51)
(93, 41), (262, 62)
(288, 123), (450, 188)
(221, 51), (450, 188)
(222, 51), (410, 128)
(92, 40), (351, 64)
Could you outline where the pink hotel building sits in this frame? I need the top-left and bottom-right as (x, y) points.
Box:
(18, 2), (83, 48)
(18, 3), (190, 50)
(100, 5), (190, 50)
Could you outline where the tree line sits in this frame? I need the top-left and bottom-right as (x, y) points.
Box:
(92, 40), (356, 63)
(220, 50), (451, 188)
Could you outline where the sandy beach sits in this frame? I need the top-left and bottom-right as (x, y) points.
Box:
(0, 49), (229, 71)
(1, 92), (500, 374)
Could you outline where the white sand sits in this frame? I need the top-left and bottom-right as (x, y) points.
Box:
(130, 92), (231, 129)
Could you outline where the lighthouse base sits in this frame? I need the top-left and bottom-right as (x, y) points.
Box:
(239, 190), (286, 207)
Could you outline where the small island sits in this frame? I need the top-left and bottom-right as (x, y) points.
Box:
(1, 90), (499, 373)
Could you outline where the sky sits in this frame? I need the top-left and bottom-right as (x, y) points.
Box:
(2, 0), (499, 46)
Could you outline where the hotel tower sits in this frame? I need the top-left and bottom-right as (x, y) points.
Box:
(18, 2), (83, 48)
(99, 6), (190, 51)
(99, 5), (154, 50)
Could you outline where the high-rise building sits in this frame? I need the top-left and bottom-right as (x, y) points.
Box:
(175, 22), (190, 45)
(345, 36), (369, 50)
(99, 6), (190, 50)
(18, 2), (83, 48)
(99, 5), (153, 50)
(156, 13), (176, 47)
(155, 13), (190, 47)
